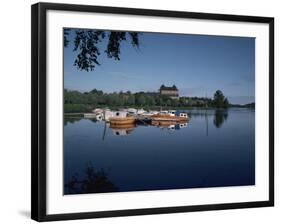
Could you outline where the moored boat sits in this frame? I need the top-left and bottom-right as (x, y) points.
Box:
(127, 108), (138, 114)
(141, 111), (159, 116)
(104, 110), (128, 121)
(151, 112), (189, 122)
(137, 108), (146, 115)
(109, 116), (136, 125)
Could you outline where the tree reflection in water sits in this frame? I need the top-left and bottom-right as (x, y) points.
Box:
(64, 117), (97, 126)
(64, 117), (83, 126)
(65, 163), (118, 194)
(213, 109), (228, 128)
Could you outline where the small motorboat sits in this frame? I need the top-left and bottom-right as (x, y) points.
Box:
(151, 112), (189, 122)
(105, 110), (129, 122)
(137, 108), (146, 115)
(141, 111), (159, 116)
(109, 116), (136, 125)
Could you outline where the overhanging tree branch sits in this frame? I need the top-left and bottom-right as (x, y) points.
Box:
(64, 29), (141, 72)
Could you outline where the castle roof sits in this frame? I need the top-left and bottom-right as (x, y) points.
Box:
(160, 85), (178, 91)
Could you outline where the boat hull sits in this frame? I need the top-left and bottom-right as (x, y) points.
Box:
(152, 120), (187, 125)
(109, 117), (136, 125)
(151, 114), (188, 122)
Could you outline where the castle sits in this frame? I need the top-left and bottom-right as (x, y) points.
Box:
(159, 85), (179, 100)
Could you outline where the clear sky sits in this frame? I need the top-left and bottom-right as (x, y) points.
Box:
(64, 29), (255, 104)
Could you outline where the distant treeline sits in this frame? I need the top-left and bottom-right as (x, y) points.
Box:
(64, 89), (253, 113)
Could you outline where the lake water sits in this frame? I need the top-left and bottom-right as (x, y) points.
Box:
(64, 108), (255, 195)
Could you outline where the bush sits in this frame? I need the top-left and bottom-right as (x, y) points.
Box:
(64, 104), (93, 113)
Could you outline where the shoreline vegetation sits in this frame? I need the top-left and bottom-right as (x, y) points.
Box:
(64, 88), (255, 114)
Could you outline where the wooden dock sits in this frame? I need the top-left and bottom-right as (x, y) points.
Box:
(84, 113), (97, 118)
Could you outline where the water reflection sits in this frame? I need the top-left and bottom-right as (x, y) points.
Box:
(64, 109), (229, 137)
(151, 120), (188, 130)
(64, 163), (118, 194)
(64, 108), (255, 194)
(108, 121), (189, 135)
(213, 109), (228, 128)
(110, 123), (135, 136)
(64, 116), (82, 126)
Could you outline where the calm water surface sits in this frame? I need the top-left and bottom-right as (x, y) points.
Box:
(64, 108), (255, 195)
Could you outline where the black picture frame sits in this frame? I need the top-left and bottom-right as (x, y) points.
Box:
(31, 2), (274, 222)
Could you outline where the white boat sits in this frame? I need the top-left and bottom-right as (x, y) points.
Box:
(95, 113), (103, 121)
(137, 108), (146, 115)
(92, 108), (103, 114)
(151, 112), (189, 122)
(179, 113), (188, 119)
(168, 110), (176, 116)
(159, 110), (168, 114)
(127, 108), (138, 114)
(142, 111), (158, 116)
(104, 110), (129, 122)
(84, 112), (104, 120)
(157, 110), (176, 116)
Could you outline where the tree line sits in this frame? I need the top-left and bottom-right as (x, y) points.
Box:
(64, 89), (231, 113)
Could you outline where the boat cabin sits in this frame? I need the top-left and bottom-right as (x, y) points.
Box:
(168, 110), (176, 116)
(137, 108), (146, 115)
(104, 110), (128, 121)
(179, 113), (188, 118)
(127, 108), (137, 114)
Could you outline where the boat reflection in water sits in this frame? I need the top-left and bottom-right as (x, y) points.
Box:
(109, 121), (187, 136)
(108, 120), (189, 136)
(151, 120), (188, 130)
(110, 123), (136, 136)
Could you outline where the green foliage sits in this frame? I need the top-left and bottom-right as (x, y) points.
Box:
(65, 89), (213, 112)
(64, 104), (94, 113)
(213, 90), (229, 108)
(136, 95), (146, 106)
(64, 89), (233, 113)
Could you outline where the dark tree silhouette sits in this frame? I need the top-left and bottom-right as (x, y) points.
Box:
(63, 28), (70, 47)
(213, 90), (229, 108)
(64, 28), (140, 71)
(64, 163), (118, 194)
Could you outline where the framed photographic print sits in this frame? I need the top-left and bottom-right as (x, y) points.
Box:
(31, 2), (274, 222)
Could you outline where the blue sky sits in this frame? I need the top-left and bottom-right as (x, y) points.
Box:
(64, 29), (255, 104)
